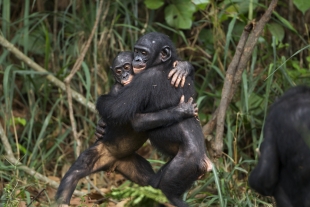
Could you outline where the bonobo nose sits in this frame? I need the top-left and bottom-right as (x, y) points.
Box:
(135, 56), (142, 62)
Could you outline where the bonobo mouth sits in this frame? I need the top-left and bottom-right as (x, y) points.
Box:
(122, 75), (133, 86)
(133, 66), (146, 74)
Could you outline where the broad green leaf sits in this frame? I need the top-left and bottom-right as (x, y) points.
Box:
(267, 22), (285, 42)
(293, 0), (310, 14)
(144, 0), (164, 9)
(192, 0), (210, 10)
(225, 0), (258, 16)
(164, 0), (196, 29)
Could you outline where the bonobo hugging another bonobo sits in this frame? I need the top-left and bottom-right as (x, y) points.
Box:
(96, 32), (212, 207)
(56, 33), (211, 207)
(249, 86), (310, 207)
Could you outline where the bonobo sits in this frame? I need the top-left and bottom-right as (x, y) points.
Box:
(55, 51), (197, 205)
(249, 86), (310, 207)
(97, 32), (213, 207)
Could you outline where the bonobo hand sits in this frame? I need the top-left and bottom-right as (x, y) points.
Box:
(168, 61), (190, 88)
(95, 118), (106, 140)
(177, 95), (198, 117)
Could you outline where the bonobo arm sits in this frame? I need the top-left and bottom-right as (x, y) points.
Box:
(248, 124), (279, 196)
(168, 61), (194, 88)
(96, 70), (159, 124)
(95, 96), (197, 137)
(110, 83), (123, 96)
(131, 96), (197, 132)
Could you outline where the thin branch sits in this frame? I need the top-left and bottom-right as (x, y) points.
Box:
(64, 0), (103, 157)
(0, 122), (84, 196)
(212, 23), (253, 157)
(203, 0), (278, 158)
(0, 35), (96, 113)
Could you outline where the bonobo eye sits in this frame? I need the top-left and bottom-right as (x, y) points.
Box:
(141, 50), (147, 55)
(124, 64), (130, 71)
(116, 69), (122, 75)
(134, 49), (138, 53)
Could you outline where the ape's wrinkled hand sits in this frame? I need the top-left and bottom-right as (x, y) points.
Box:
(95, 118), (106, 140)
(168, 61), (190, 88)
(177, 95), (198, 117)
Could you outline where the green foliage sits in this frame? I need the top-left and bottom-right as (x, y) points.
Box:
(293, 0), (310, 14)
(144, 0), (210, 29)
(164, 0), (196, 29)
(0, 176), (34, 207)
(144, 0), (165, 9)
(108, 184), (168, 206)
(267, 23), (285, 43)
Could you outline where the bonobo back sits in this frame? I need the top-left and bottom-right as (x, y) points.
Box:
(249, 85), (310, 207)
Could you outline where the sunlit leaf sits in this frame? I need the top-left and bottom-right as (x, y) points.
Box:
(192, 0), (210, 10)
(293, 0), (310, 14)
(164, 0), (196, 29)
(144, 0), (164, 9)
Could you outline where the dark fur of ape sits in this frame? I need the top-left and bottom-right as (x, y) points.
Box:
(55, 50), (197, 205)
(249, 85), (310, 207)
(96, 32), (212, 207)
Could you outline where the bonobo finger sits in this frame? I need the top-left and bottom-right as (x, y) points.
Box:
(174, 74), (182, 88)
(98, 119), (106, 127)
(179, 95), (185, 103)
(170, 72), (179, 86)
(173, 60), (178, 67)
(194, 105), (198, 116)
(97, 127), (106, 134)
(168, 68), (176, 79)
(180, 76), (186, 87)
(188, 97), (193, 103)
(95, 132), (102, 139)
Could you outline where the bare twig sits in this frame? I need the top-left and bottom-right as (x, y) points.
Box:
(212, 23), (253, 157)
(0, 35), (96, 113)
(0, 122), (84, 196)
(64, 0), (103, 157)
(203, 0), (278, 158)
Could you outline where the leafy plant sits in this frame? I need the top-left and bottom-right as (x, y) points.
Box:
(144, 0), (210, 29)
(108, 184), (168, 206)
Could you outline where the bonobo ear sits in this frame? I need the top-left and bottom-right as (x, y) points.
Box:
(160, 46), (171, 62)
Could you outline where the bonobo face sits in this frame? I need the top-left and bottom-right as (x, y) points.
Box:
(111, 52), (134, 86)
(132, 32), (175, 74)
(132, 46), (151, 74)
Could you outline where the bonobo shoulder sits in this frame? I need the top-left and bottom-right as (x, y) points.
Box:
(127, 68), (163, 87)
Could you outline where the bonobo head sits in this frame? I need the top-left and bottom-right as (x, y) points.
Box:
(132, 32), (178, 74)
(111, 51), (134, 86)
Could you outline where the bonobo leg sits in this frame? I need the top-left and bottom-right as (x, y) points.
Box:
(55, 141), (155, 204)
(55, 141), (115, 204)
(150, 140), (211, 207)
(114, 154), (155, 186)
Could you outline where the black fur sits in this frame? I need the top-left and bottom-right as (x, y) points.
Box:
(97, 32), (211, 207)
(55, 48), (196, 205)
(249, 85), (310, 207)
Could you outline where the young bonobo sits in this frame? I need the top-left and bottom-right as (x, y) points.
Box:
(55, 51), (197, 205)
(249, 86), (310, 207)
(97, 32), (213, 207)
